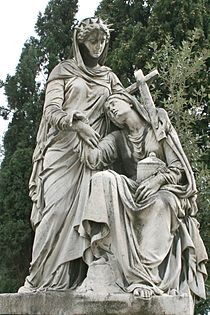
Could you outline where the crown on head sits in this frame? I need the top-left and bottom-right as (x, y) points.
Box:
(76, 17), (114, 43)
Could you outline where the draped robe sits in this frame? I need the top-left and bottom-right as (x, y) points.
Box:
(80, 118), (208, 299)
(21, 57), (125, 291)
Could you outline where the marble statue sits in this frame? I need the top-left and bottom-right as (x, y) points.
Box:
(18, 17), (126, 292)
(78, 93), (207, 299)
(18, 16), (207, 303)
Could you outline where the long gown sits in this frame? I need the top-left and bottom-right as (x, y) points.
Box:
(21, 37), (125, 291)
(80, 113), (208, 299)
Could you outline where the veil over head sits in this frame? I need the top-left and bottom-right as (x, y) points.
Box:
(104, 92), (151, 128)
(72, 17), (111, 68)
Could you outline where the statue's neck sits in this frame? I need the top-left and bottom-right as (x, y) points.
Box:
(83, 55), (98, 68)
(125, 112), (146, 136)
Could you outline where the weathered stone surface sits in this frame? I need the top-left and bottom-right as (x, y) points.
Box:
(18, 15), (207, 302)
(0, 292), (194, 315)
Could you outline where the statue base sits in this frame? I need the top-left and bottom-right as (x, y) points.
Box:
(0, 291), (194, 315)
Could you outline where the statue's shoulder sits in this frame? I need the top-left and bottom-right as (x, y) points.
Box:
(100, 64), (112, 71)
(99, 64), (115, 76)
(101, 66), (122, 83)
(48, 59), (77, 82)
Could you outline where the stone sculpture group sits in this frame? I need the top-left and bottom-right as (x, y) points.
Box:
(18, 17), (207, 303)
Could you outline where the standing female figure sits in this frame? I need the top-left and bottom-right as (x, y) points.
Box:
(19, 17), (126, 292)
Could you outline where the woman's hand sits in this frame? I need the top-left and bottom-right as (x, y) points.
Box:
(68, 110), (89, 126)
(76, 121), (100, 148)
(135, 173), (165, 202)
(58, 111), (89, 131)
(86, 148), (100, 165)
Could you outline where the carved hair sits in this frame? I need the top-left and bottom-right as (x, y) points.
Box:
(105, 93), (135, 111)
(76, 17), (113, 43)
(104, 93), (151, 128)
(104, 93), (134, 128)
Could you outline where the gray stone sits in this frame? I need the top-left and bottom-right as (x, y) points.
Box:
(17, 16), (207, 304)
(0, 292), (194, 315)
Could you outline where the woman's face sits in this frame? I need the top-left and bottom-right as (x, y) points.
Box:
(83, 30), (107, 59)
(107, 99), (133, 126)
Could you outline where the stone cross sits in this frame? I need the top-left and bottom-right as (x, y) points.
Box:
(126, 69), (165, 141)
(126, 69), (159, 95)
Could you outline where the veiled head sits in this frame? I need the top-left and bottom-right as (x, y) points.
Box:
(72, 17), (113, 66)
(105, 93), (151, 129)
(105, 94), (134, 128)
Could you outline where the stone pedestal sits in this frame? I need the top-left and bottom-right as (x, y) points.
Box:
(0, 291), (194, 315)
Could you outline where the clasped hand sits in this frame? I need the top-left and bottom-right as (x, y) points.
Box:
(135, 174), (163, 203)
(77, 122), (100, 148)
(67, 110), (100, 148)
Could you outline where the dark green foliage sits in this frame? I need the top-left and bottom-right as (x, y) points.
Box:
(97, 0), (210, 84)
(0, 219), (32, 292)
(97, 0), (154, 85)
(0, 148), (33, 292)
(2, 37), (44, 161)
(35, 0), (78, 74)
(146, 0), (210, 46)
(4, 38), (40, 110)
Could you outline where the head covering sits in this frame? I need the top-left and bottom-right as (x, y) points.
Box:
(71, 17), (112, 69)
(47, 17), (113, 83)
(104, 92), (151, 128)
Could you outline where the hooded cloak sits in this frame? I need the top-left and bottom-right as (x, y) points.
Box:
(79, 93), (207, 299)
(23, 18), (128, 292)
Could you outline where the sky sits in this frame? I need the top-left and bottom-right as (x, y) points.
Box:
(0, 0), (101, 147)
